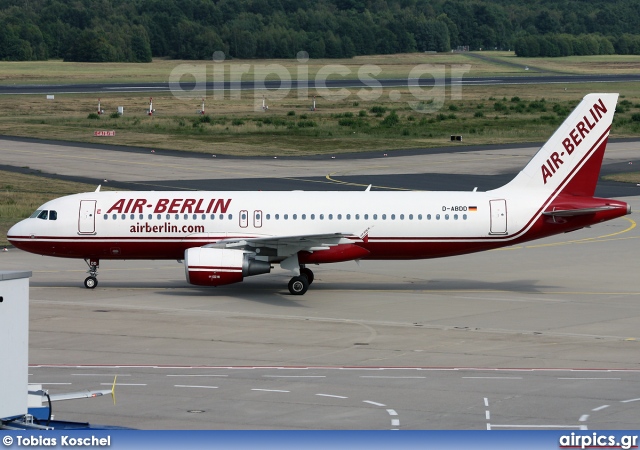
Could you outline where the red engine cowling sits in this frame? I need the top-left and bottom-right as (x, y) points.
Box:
(184, 248), (271, 286)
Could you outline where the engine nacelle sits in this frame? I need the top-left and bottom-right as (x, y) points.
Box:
(184, 247), (271, 286)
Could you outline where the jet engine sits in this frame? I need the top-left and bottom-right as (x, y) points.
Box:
(184, 247), (271, 286)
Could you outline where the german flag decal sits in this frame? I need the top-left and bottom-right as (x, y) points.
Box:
(468, 206), (478, 212)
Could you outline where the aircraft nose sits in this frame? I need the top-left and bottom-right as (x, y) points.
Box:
(7, 220), (26, 244)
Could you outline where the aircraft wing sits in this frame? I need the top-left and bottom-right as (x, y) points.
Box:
(47, 389), (113, 402)
(204, 232), (357, 253)
(29, 376), (117, 403)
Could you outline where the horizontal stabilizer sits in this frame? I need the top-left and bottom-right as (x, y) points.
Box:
(543, 206), (621, 217)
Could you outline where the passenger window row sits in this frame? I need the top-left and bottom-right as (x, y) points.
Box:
(264, 213), (468, 221)
(104, 214), (233, 220)
(101, 212), (469, 221)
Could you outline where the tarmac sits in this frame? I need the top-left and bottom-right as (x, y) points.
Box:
(1, 138), (639, 429)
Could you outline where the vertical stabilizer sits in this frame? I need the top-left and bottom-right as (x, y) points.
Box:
(497, 93), (618, 198)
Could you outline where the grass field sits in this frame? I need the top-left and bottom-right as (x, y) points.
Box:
(3, 52), (640, 86)
(492, 54), (640, 75)
(0, 53), (521, 86)
(1, 82), (640, 155)
(602, 172), (640, 183)
(2, 53), (640, 156)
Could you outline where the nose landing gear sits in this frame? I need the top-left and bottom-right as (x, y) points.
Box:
(84, 258), (99, 289)
(288, 265), (314, 295)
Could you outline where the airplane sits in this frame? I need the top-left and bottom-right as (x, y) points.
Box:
(1, 378), (117, 429)
(7, 93), (631, 295)
(26, 377), (117, 426)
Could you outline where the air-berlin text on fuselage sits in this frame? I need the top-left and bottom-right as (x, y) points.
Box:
(106, 198), (232, 214)
(541, 97), (608, 184)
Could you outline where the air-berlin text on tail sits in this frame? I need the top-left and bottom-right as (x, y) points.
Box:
(541, 97), (608, 184)
(106, 198), (232, 214)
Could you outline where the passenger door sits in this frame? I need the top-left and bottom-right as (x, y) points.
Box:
(489, 199), (507, 235)
(78, 200), (97, 234)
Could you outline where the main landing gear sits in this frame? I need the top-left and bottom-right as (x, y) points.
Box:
(288, 266), (314, 296)
(84, 258), (99, 289)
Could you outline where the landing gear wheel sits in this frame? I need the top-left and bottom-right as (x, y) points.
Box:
(288, 275), (309, 295)
(84, 258), (100, 289)
(300, 267), (314, 285)
(84, 276), (98, 289)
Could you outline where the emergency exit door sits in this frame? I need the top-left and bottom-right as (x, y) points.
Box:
(254, 210), (262, 228)
(239, 210), (248, 228)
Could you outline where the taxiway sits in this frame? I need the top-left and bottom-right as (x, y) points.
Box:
(1, 138), (639, 429)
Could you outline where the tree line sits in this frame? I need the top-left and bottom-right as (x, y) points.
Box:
(513, 34), (640, 57)
(1, 0), (640, 62)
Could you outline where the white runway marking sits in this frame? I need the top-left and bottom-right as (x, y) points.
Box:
(105, 87), (165, 90)
(263, 375), (326, 378)
(558, 377), (621, 380)
(592, 405), (609, 411)
(463, 377), (523, 379)
(484, 397), (492, 429)
(37, 382), (72, 385)
(391, 419), (400, 427)
(579, 415), (589, 422)
(621, 398), (640, 403)
(174, 385), (218, 389)
(31, 365), (640, 373)
(166, 374), (228, 377)
(387, 409), (398, 416)
(490, 424), (587, 429)
(363, 401), (386, 407)
(71, 373), (130, 376)
(316, 394), (348, 399)
(251, 389), (290, 393)
(360, 376), (426, 379)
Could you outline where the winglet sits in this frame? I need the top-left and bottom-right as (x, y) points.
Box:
(111, 375), (117, 405)
(95, 185), (101, 192)
(365, 184), (372, 192)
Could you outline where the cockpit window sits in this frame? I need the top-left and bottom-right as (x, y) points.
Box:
(31, 210), (57, 220)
